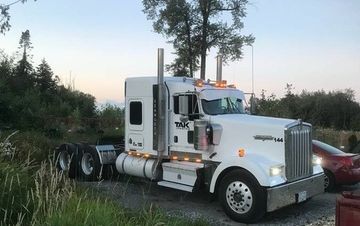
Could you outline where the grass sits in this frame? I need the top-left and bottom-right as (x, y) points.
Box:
(45, 193), (208, 226)
(0, 131), (208, 226)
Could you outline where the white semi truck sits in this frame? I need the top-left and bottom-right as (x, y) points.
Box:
(56, 49), (324, 223)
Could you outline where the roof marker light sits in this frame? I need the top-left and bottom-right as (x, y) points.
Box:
(195, 79), (204, 87)
(215, 80), (227, 88)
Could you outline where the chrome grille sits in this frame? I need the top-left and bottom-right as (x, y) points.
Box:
(285, 124), (313, 182)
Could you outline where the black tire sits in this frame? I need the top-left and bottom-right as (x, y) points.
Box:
(218, 169), (266, 223)
(78, 144), (102, 181)
(55, 143), (77, 178)
(324, 169), (335, 192)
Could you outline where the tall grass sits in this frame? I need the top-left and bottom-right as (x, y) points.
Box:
(0, 132), (74, 225)
(0, 132), (208, 226)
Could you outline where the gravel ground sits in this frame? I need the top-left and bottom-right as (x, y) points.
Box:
(83, 177), (359, 226)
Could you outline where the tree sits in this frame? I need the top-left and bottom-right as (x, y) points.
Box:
(11, 30), (34, 93)
(35, 59), (58, 93)
(0, 0), (36, 34)
(16, 29), (33, 75)
(143, 0), (254, 79)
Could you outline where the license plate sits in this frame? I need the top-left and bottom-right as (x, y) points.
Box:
(297, 191), (307, 203)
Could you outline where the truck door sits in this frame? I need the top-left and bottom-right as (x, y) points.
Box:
(170, 93), (200, 151)
(126, 99), (144, 151)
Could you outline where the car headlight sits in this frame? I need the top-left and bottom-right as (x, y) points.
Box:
(270, 165), (284, 176)
(312, 155), (322, 165)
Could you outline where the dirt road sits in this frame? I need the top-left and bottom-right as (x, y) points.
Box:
(84, 177), (359, 226)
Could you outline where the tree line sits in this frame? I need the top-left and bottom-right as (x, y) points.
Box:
(0, 30), (99, 131)
(253, 84), (360, 131)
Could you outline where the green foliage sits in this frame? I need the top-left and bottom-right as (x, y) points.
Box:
(348, 134), (358, 153)
(143, 0), (254, 79)
(97, 104), (124, 128)
(254, 86), (360, 131)
(0, 0), (37, 34)
(0, 161), (34, 225)
(0, 30), (96, 131)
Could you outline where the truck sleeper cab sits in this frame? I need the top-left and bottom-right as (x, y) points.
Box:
(119, 76), (324, 223)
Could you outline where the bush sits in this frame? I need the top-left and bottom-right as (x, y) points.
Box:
(348, 134), (358, 153)
(2, 131), (57, 164)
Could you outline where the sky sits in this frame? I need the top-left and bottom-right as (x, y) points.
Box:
(1, 0), (359, 105)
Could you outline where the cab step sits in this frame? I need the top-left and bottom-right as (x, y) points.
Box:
(158, 161), (204, 192)
(157, 181), (193, 192)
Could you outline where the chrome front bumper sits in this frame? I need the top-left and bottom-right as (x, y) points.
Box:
(267, 173), (324, 212)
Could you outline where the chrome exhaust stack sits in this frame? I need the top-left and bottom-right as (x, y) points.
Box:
(157, 48), (166, 155)
(216, 55), (223, 81)
(152, 48), (166, 179)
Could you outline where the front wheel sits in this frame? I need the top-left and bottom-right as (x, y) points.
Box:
(219, 169), (266, 223)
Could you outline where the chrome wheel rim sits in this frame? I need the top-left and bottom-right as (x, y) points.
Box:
(324, 174), (329, 189)
(81, 153), (94, 175)
(59, 151), (70, 171)
(226, 181), (253, 214)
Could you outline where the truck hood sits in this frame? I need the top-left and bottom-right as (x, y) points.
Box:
(210, 114), (296, 130)
(209, 114), (298, 164)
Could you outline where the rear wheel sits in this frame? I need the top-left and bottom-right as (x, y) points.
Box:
(324, 169), (335, 192)
(78, 144), (102, 181)
(219, 169), (266, 223)
(55, 143), (77, 178)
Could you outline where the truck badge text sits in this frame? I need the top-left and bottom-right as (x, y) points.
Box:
(175, 122), (189, 129)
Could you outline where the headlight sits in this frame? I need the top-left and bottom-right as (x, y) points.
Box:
(270, 165), (284, 176)
(312, 155), (322, 165)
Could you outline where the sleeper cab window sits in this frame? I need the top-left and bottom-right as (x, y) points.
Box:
(129, 101), (142, 125)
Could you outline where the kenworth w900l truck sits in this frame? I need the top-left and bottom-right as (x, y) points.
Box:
(56, 49), (324, 223)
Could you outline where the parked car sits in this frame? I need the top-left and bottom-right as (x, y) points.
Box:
(312, 140), (360, 191)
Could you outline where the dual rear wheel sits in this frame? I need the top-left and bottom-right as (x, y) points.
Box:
(55, 143), (114, 181)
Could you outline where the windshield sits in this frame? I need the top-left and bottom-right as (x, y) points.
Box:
(201, 97), (244, 115)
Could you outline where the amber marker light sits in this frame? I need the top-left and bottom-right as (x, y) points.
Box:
(184, 157), (190, 161)
(195, 79), (204, 87)
(144, 154), (150, 158)
(238, 149), (245, 157)
(172, 156), (178, 160)
(220, 80), (227, 88)
(215, 81), (221, 87)
(136, 153), (141, 156)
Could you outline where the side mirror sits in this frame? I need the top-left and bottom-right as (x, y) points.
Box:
(180, 115), (189, 122)
(179, 95), (188, 115)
